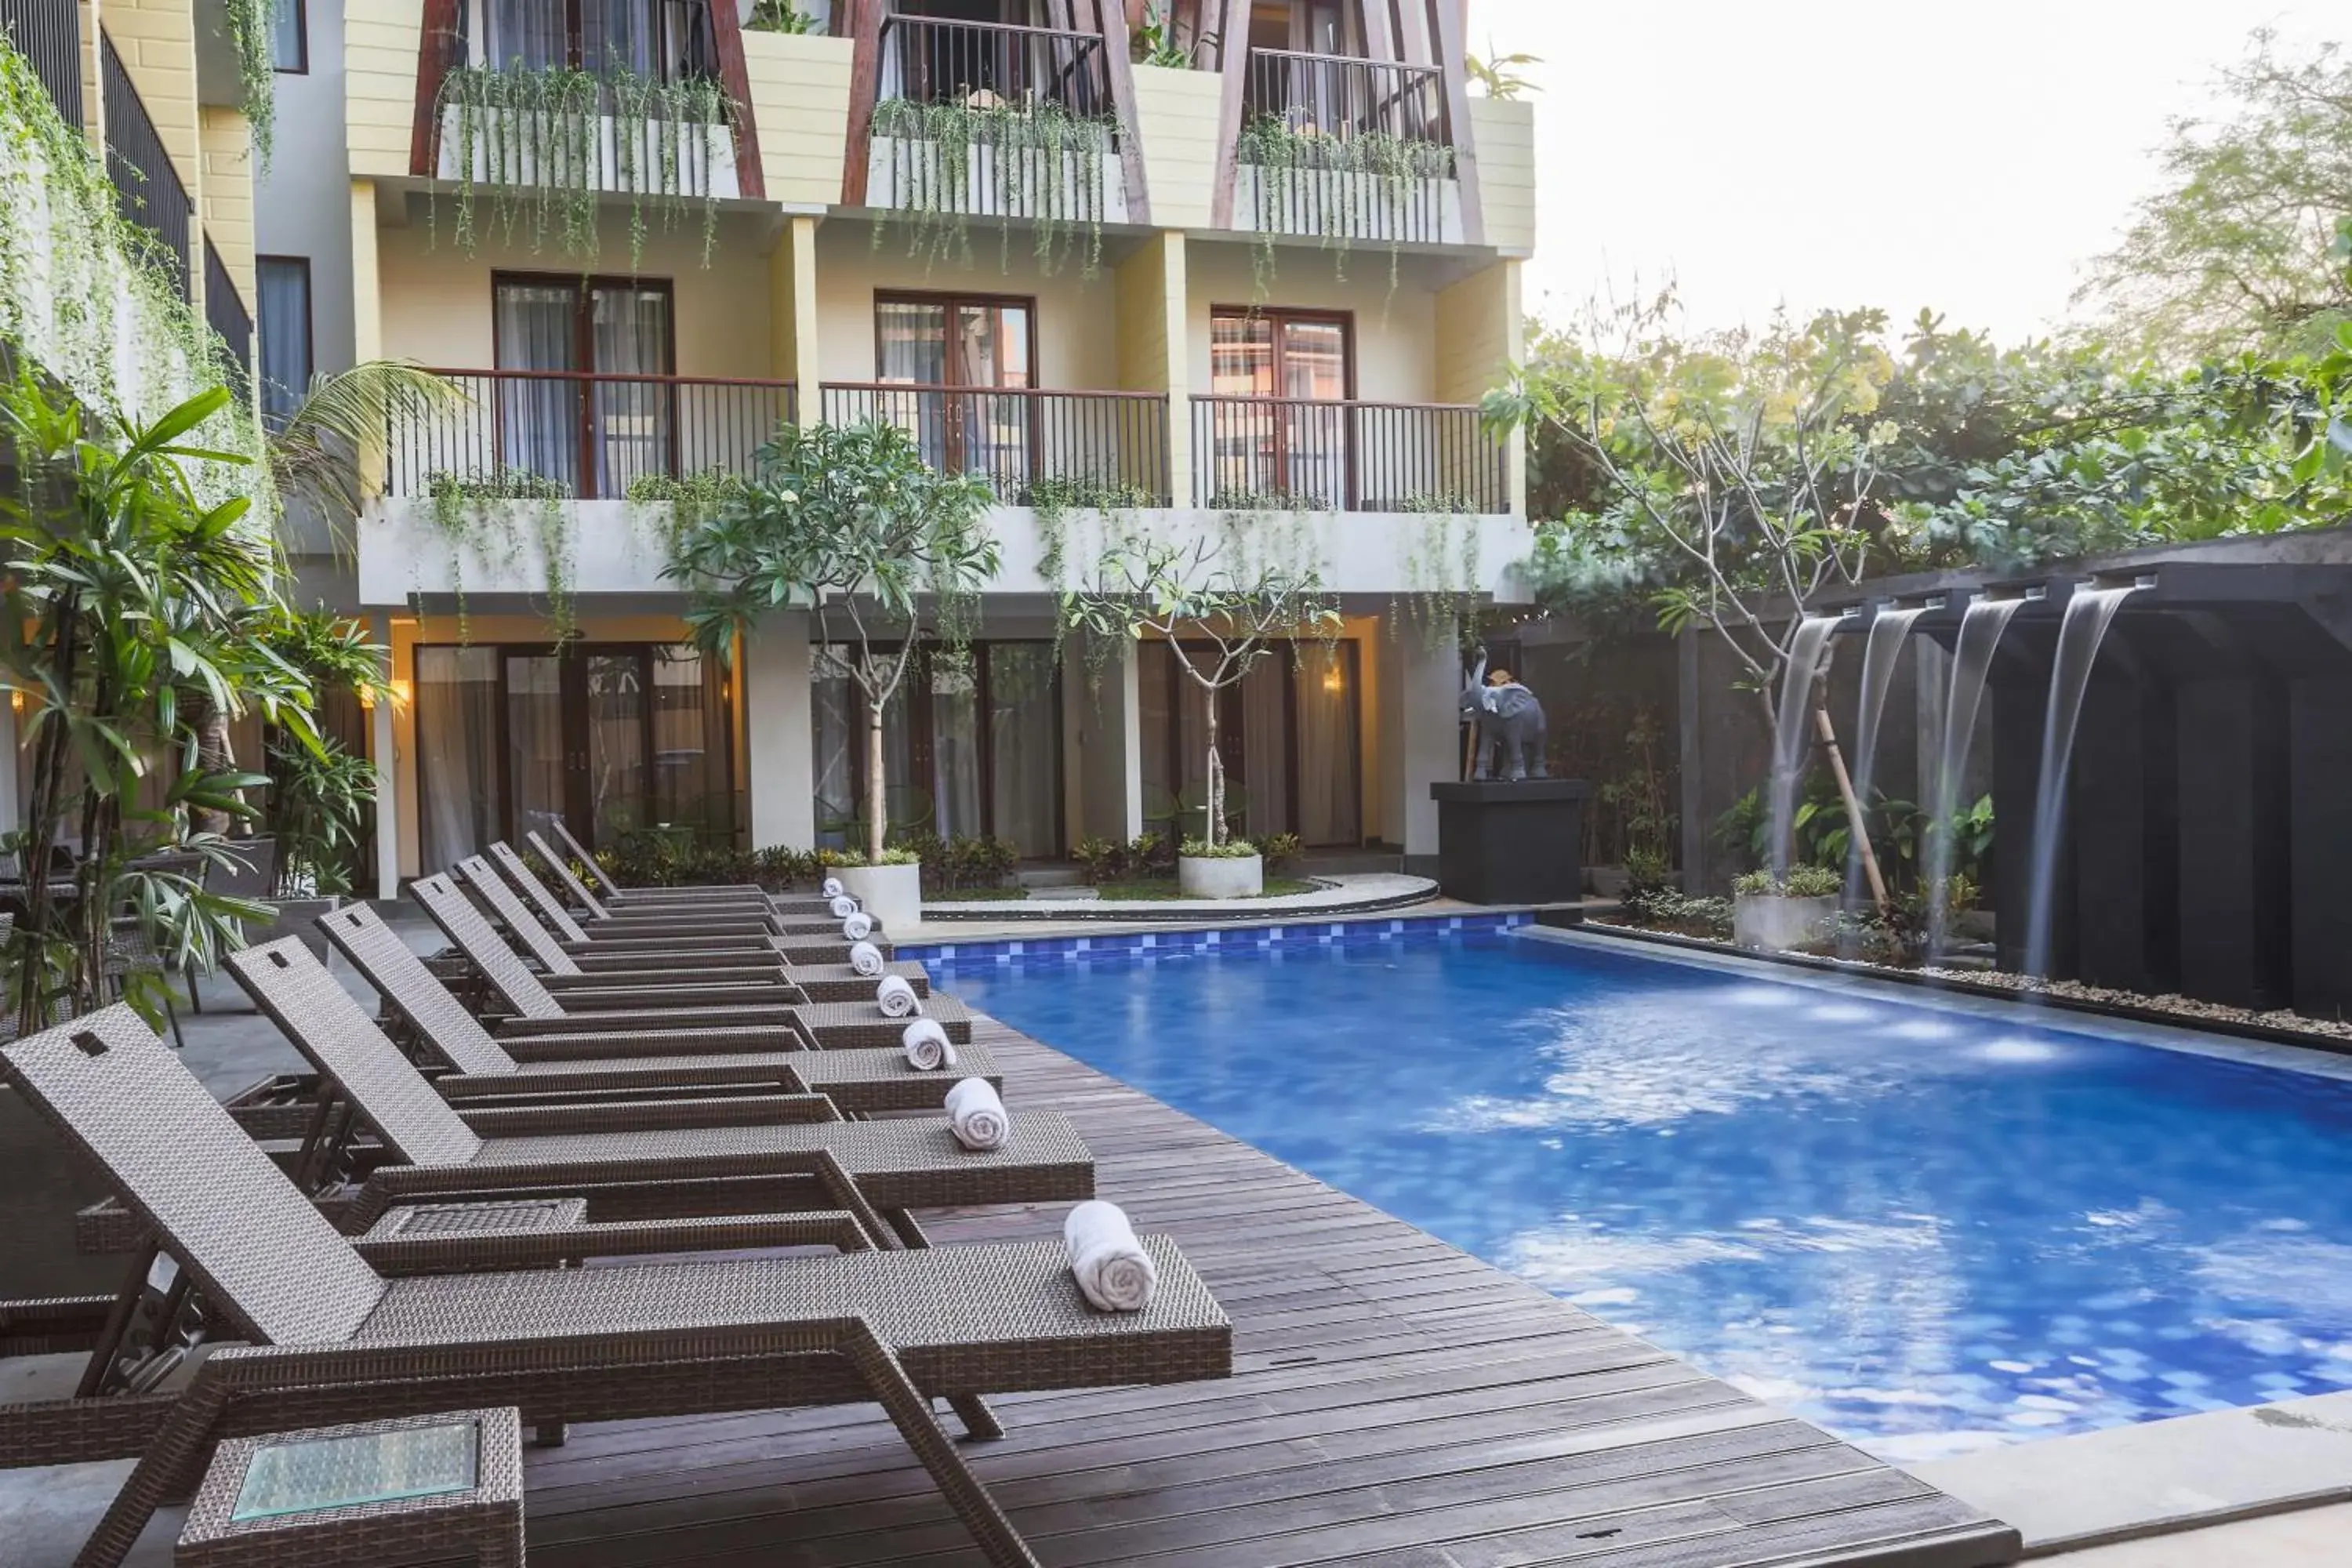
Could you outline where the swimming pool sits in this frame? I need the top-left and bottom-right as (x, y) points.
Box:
(943, 933), (2352, 1463)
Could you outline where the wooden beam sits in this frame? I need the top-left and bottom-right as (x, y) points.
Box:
(1424, 0), (1483, 245)
(1095, 0), (1155, 227)
(710, 0), (765, 201)
(410, 0), (463, 179)
(1207, 0), (1252, 228)
(840, 0), (886, 206)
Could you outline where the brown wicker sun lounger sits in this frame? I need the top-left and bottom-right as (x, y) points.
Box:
(540, 818), (844, 916)
(4, 1009), (1229, 1568)
(488, 840), (927, 1002)
(268, 921), (995, 1118)
(412, 872), (970, 1050)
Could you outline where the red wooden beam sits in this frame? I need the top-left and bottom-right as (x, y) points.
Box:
(840, 0), (885, 206)
(709, 0), (765, 200)
(410, 0), (463, 178)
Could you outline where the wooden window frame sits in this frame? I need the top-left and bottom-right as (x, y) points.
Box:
(490, 270), (679, 498)
(1208, 304), (1357, 400)
(870, 289), (1042, 389)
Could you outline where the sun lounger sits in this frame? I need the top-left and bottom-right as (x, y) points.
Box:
(412, 872), (968, 1051)
(285, 915), (994, 1117)
(523, 829), (840, 921)
(541, 817), (823, 909)
(4, 1007), (1228, 1568)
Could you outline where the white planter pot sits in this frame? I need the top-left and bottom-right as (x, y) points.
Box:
(1733, 893), (1837, 953)
(1178, 853), (1264, 900)
(840, 862), (922, 934)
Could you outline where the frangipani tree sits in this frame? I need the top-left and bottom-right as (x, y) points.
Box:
(1058, 533), (1341, 848)
(666, 421), (998, 865)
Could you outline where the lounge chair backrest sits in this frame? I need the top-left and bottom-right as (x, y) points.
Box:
(227, 940), (488, 1171)
(453, 855), (583, 977)
(0, 1005), (386, 1345)
(486, 840), (592, 942)
(313, 903), (516, 1077)
(550, 817), (625, 900)
(407, 873), (568, 1021)
(523, 831), (612, 920)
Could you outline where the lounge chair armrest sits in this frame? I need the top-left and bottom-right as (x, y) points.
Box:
(590, 916), (781, 938)
(456, 1094), (842, 1134)
(545, 980), (804, 1010)
(355, 1211), (874, 1273)
(494, 1004), (804, 1036)
(435, 1062), (810, 1098)
(567, 947), (782, 971)
(543, 966), (789, 992)
(494, 1021), (815, 1058)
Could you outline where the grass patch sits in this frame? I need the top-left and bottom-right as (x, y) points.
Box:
(1094, 877), (1319, 902)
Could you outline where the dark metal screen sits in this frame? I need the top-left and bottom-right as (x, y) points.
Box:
(0, 0), (85, 129)
(100, 32), (192, 299)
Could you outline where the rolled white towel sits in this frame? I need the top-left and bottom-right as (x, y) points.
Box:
(821, 876), (845, 899)
(902, 1018), (958, 1072)
(875, 974), (920, 1018)
(945, 1076), (1009, 1150)
(1065, 1200), (1157, 1312)
(848, 940), (886, 978)
(829, 893), (859, 920)
(842, 911), (875, 943)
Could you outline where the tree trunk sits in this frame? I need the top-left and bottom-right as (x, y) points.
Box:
(1203, 696), (1223, 846)
(190, 699), (235, 837)
(866, 706), (887, 865)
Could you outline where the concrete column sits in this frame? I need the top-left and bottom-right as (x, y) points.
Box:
(370, 613), (400, 899)
(350, 180), (381, 365)
(1115, 230), (1189, 508)
(1377, 619), (1461, 870)
(743, 611), (815, 850)
(769, 214), (822, 414)
(1435, 259), (1525, 517)
(1073, 634), (1142, 844)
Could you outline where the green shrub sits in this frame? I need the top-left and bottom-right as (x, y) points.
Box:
(1258, 832), (1303, 873)
(1071, 835), (1123, 884)
(1733, 866), (1842, 898)
(911, 833), (1022, 895)
(1180, 837), (1260, 860)
(1126, 832), (1176, 877)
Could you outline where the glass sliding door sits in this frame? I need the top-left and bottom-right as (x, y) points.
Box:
(987, 644), (1061, 856)
(874, 292), (1036, 493)
(503, 652), (568, 844)
(1208, 307), (1354, 507)
(1294, 640), (1360, 845)
(492, 279), (583, 492)
(1138, 637), (1363, 848)
(492, 274), (675, 499)
(416, 646), (503, 868)
(584, 652), (648, 845)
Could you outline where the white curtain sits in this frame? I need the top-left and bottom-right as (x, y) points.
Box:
(1295, 641), (1359, 845)
(1240, 656), (1287, 839)
(590, 285), (672, 496)
(416, 647), (502, 869)
(483, 0), (566, 69)
(929, 655), (981, 840)
(987, 644), (1060, 855)
(492, 281), (579, 490)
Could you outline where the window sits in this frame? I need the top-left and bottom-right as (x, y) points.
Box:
(476, 0), (716, 80)
(269, 0), (307, 72)
(254, 256), (312, 431)
(1206, 307), (1353, 506)
(491, 273), (675, 497)
(871, 292), (1038, 486)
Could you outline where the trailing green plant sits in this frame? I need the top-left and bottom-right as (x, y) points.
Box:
(869, 96), (1116, 278)
(626, 469), (748, 543)
(1258, 832), (1303, 874)
(666, 421), (1000, 865)
(220, 0), (278, 160)
(0, 40), (267, 517)
(436, 62), (728, 270)
(1234, 117), (1456, 296)
(422, 468), (574, 641)
(0, 378), (319, 1034)
(746, 0), (818, 34)
(1027, 475), (1156, 645)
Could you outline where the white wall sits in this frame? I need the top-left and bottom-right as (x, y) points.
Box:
(253, 2), (356, 377)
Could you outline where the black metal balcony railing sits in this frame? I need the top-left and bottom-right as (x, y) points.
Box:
(202, 241), (250, 397)
(1192, 396), (1508, 514)
(822, 383), (1171, 508)
(1243, 49), (1448, 145)
(386, 369), (796, 500)
(100, 34), (192, 298)
(0, 0), (84, 127)
(877, 15), (1109, 116)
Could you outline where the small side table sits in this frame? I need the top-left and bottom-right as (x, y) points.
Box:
(178, 1407), (524, 1567)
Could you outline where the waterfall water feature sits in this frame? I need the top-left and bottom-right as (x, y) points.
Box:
(1924, 595), (2025, 937)
(1846, 606), (1926, 900)
(1767, 615), (1842, 876)
(2022, 584), (2143, 978)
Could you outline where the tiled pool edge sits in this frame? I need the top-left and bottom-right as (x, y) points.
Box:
(902, 909), (1535, 968)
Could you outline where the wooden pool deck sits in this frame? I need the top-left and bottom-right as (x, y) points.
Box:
(520, 1010), (2022, 1568)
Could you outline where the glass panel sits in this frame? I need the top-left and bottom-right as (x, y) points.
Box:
(232, 1420), (479, 1522)
(1210, 311), (1273, 397)
(1137, 641), (1174, 834)
(589, 285), (673, 499)
(483, 0), (566, 70)
(1240, 655), (1288, 839)
(877, 300), (949, 468)
(1295, 640), (1360, 845)
(267, 0), (303, 70)
(987, 644), (1060, 856)
(649, 646), (730, 839)
(954, 303), (1031, 492)
(929, 654), (981, 840)
(255, 258), (310, 431)
(504, 652), (567, 846)
(811, 655), (858, 851)
(492, 281), (582, 493)
(880, 659), (925, 840)
(586, 653), (648, 846)
(416, 646), (502, 869)
(581, 0), (654, 75)
(1170, 647), (1212, 841)
(1281, 320), (1349, 507)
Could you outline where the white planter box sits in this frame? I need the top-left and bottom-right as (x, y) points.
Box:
(1178, 853), (1263, 900)
(1232, 164), (1463, 244)
(1733, 893), (1836, 953)
(840, 861), (922, 935)
(866, 133), (1128, 225)
(437, 106), (739, 200)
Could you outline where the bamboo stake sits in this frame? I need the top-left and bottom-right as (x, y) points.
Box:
(1813, 702), (1889, 911)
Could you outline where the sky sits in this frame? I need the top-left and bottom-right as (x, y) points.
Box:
(1471, 1), (2338, 343)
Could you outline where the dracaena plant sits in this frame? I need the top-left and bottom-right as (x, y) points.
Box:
(0, 374), (328, 1035)
(663, 421), (1000, 865)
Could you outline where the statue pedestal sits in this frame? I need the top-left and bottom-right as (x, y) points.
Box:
(1429, 780), (1589, 906)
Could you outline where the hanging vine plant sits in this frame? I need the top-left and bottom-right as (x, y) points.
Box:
(435, 64), (729, 270)
(220, 0), (277, 161)
(869, 96), (1116, 278)
(421, 470), (576, 642)
(1236, 117), (1457, 297)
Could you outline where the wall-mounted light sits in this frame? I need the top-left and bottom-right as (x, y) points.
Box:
(389, 678), (413, 710)
(8, 689), (23, 713)
(1322, 667), (1345, 694)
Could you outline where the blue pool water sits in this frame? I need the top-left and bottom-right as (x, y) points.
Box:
(946, 935), (2352, 1463)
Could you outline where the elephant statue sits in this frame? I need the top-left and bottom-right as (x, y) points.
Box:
(1459, 650), (1548, 782)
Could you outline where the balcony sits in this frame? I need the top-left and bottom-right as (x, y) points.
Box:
(862, 15), (1127, 229)
(201, 240), (250, 397)
(100, 33), (194, 297)
(1192, 396), (1507, 514)
(1234, 49), (1458, 246)
(384, 369), (796, 500)
(821, 384), (1171, 508)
